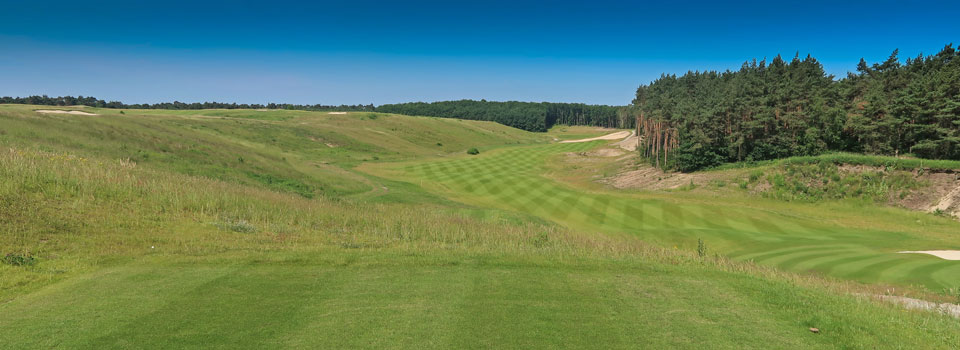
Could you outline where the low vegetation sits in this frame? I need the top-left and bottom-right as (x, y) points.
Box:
(712, 152), (960, 172)
(754, 162), (925, 203)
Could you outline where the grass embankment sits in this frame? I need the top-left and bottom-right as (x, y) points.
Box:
(2, 106), (960, 348)
(736, 162), (926, 203)
(0, 104), (543, 201)
(710, 152), (960, 172)
(688, 154), (959, 215)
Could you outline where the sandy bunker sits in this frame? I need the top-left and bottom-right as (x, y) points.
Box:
(899, 250), (960, 260)
(35, 110), (97, 116)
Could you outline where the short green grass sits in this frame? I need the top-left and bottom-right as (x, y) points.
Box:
(3, 105), (960, 348)
(365, 142), (960, 292)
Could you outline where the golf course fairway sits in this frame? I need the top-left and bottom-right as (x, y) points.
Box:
(363, 140), (960, 291)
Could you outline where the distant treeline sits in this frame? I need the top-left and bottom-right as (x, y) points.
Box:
(0, 95), (374, 111)
(634, 44), (960, 171)
(376, 100), (629, 132)
(1, 95), (624, 132)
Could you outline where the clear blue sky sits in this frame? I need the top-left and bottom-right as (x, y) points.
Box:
(1, 0), (958, 105)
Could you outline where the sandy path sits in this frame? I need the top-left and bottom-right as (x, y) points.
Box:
(615, 131), (639, 151)
(35, 110), (97, 116)
(328, 112), (348, 115)
(899, 250), (960, 260)
(560, 131), (632, 143)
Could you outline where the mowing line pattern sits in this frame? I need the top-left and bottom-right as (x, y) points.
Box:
(388, 141), (960, 291)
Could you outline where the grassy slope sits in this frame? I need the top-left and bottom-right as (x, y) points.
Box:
(0, 105), (543, 201)
(710, 152), (960, 172)
(2, 105), (960, 348)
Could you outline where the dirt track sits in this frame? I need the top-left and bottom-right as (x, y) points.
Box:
(35, 110), (97, 116)
(560, 131), (631, 143)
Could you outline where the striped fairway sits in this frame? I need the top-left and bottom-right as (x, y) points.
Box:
(371, 141), (960, 291)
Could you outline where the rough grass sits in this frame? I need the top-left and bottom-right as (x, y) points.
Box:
(754, 162), (926, 203)
(710, 152), (960, 172)
(0, 104), (545, 200)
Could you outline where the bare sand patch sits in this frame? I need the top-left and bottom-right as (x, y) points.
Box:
(560, 131), (631, 143)
(929, 183), (960, 216)
(328, 112), (348, 115)
(35, 110), (97, 116)
(604, 165), (699, 190)
(583, 148), (624, 157)
(561, 148), (625, 165)
(615, 131), (639, 151)
(858, 294), (960, 319)
(899, 250), (960, 260)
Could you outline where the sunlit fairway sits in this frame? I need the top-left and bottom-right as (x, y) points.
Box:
(2, 105), (960, 348)
(363, 141), (960, 291)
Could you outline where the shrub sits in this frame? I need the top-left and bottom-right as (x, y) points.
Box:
(467, 148), (480, 155)
(677, 180), (697, 191)
(3, 253), (37, 267)
(532, 232), (550, 248)
(214, 218), (257, 233)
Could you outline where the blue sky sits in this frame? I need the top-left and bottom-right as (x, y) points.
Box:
(1, 0), (958, 105)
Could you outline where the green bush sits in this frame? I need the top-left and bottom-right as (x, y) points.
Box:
(467, 148), (480, 155)
(677, 180), (697, 191)
(214, 218), (257, 233)
(3, 253), (37, 267)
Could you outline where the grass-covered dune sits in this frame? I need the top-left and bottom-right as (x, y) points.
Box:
(0, 104), (543, 201)
(710, 152), (960, 172)
(2, 105), (960, 348)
